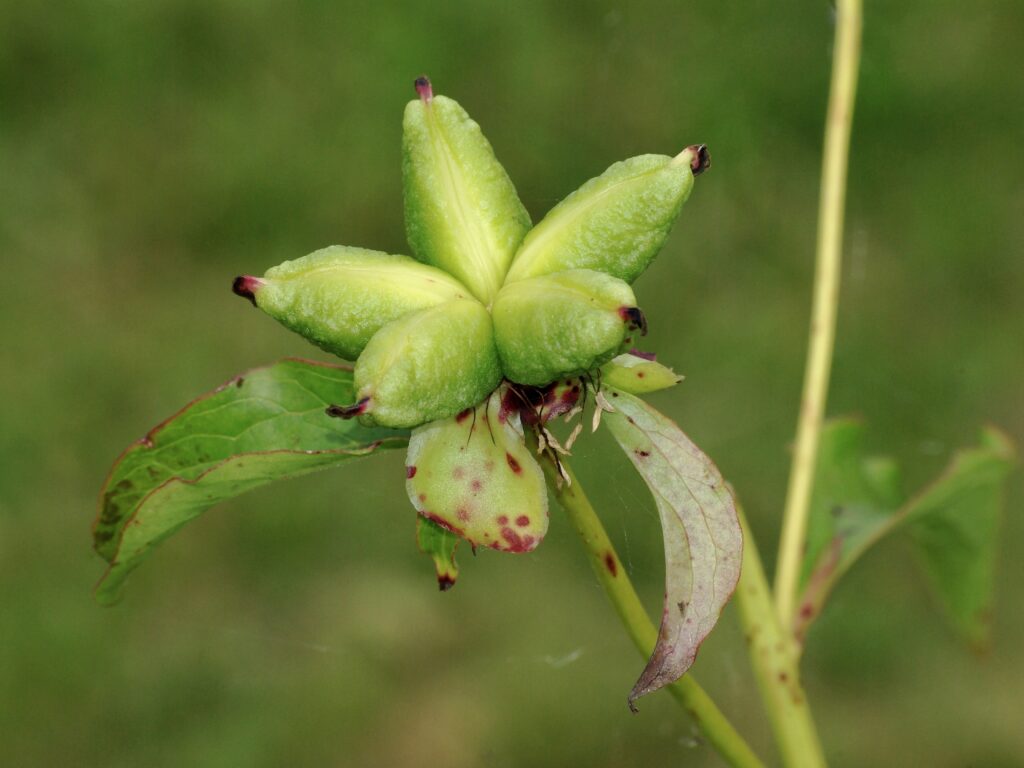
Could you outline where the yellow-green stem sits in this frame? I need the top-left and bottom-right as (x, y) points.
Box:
(537, 445), (765, 768)
(737, 509), (827, 767)
(775, 0), (863, 623)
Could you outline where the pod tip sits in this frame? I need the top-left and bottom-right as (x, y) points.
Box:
(687, 144), (711, 175)
(414, 76), (433, 102)
(232, 276), (264, 307)
(672, 144), (711, 175)
(619, 307), (649, 336)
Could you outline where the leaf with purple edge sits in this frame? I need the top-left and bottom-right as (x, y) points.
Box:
(602, 389), (742, 708)
(93, 358), (407, 604)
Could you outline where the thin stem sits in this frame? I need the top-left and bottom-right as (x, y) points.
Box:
(774, 0), (863, 623)
(536, 445), (765, 768)
(736, 508), (827, 767)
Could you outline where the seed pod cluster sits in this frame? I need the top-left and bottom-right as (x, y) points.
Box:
(232, 77), (704, 565)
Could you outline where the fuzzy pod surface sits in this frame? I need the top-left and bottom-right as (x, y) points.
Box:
(504, 153), (695, 284)
(352, 298), (502, 428)
(492, 269), (639, 386)
(403, 87), (531, 305)
(240, 246), (471, 361)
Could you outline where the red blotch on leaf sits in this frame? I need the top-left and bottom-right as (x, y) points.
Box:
(506, 452), (522, 474)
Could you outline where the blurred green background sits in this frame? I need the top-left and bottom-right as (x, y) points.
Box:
(1, 1), (1022, 765)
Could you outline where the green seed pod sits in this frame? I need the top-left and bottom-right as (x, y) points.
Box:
(330, 298), (502, 429)
(491, 269), (644, 386)
(504, 146), (709, 284)
(406, 387), (548, 552)
(600, 352), (683, 394)
(233, 245), (470, 360)
(403, 77), (532, 305)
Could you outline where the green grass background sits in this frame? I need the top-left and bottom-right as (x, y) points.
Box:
(1, 1), (1022, 765)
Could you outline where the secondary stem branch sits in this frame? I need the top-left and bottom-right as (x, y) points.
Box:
(537, 447), (765, 768)
(774, 0), (863, 623)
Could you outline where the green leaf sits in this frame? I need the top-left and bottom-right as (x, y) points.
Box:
(602, 390), (742, 707)
(795, 421), (1015, 648)
(93, 358), (407, 604)
(416, 516), (460, 591)
(905, 428), (1015, 649)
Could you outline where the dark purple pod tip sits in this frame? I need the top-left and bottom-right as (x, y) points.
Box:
(326, 398), (370, 420)
(619, 307), (649, 336)
(232, 276), (264, 307)
(437, 574), (456, 592)
(414, 76), (433, 102)
(686, 144), (711, 175)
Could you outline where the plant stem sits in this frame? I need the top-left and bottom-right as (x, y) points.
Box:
(736, 508), (827, 767)
(774, 0), (863, 624)
(537, 447), (765, 768)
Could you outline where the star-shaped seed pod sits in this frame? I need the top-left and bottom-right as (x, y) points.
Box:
(233, 76), (708, 568)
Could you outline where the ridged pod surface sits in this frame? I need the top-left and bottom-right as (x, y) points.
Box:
(244, 246), (471, 360)
(406, 389), (548, 552)
(504, 152), (696, 284)
(403, 84), (531, 304)
(352, 299), (502, 428)
(492, 269), (639, 386)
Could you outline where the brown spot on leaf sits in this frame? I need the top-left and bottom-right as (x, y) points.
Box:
(406, 465), (417, 479)
(515, 515), (530, 527)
